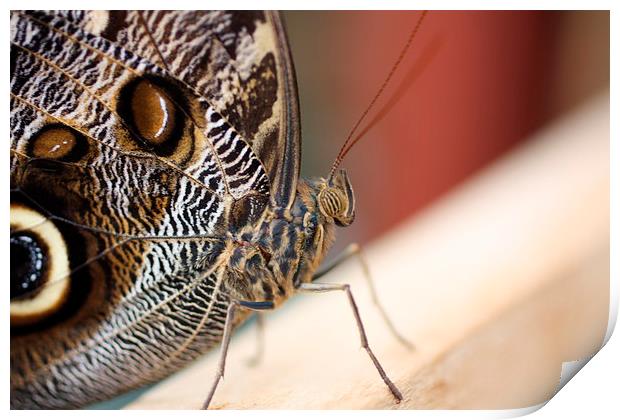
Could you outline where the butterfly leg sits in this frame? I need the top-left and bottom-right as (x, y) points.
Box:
(313, 243), (414, 350)
(202, 300), (274, 409)
(245, 313), (265, 367)
(298, 282), (403, 403)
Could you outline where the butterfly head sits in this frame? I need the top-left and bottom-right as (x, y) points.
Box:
(317, 169), (356, 227)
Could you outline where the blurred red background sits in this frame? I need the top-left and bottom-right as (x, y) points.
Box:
(284, 11), (609, 248)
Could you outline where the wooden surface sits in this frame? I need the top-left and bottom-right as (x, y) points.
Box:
(127, 91), (609, 410)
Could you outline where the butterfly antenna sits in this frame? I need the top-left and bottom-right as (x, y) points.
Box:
(329, 10), (428, 179)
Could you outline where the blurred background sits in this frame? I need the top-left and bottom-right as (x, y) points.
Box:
(284, 10), (610, 251)
(107, 11), (611, 409)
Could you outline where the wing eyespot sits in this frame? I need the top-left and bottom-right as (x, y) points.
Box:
(27, 125), (88, 162)
(117, 75), (189, 158)
(130, 79), (177, 145)
(11, 232), (48, 299)
(10, 204), (70, 327)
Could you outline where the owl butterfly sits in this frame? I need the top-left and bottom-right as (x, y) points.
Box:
(10, 10), (425, 409)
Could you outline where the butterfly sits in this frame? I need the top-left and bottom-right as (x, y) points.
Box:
(10, 10), (424, 409)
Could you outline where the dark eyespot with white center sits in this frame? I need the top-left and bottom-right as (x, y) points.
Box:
(11, 232), (47, 299)
(10, 204), (70, 327)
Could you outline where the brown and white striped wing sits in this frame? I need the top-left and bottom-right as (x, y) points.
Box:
(10, 10), (300, 409)
(100, 10), (301, 208)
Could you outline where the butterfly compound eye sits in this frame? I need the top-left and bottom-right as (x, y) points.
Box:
(318, 187), (347, 220)
(10, 204), (70, 327)
(324, 169), (356, 227)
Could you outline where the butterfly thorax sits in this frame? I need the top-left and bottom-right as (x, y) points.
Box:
(224, 169), (355, 307)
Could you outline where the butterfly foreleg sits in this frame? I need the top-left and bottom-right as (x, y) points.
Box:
(313, 243), (414, 350)
(297, 282), (403, 403)
(202, 300), (274, 410)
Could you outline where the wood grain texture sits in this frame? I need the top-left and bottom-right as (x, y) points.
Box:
(126, 91), (609, 410)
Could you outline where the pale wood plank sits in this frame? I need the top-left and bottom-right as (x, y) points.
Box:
(127, 91), (609, 410)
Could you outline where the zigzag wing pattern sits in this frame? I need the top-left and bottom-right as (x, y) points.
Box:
(9, 10), (288, 408)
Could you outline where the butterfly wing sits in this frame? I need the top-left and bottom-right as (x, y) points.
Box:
(98, 10), (301, 208)
(10, 10), (300, 408)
